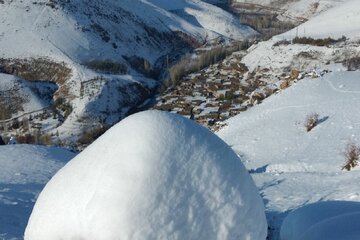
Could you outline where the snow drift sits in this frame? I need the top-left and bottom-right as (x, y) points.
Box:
(280, 201), (360, 240)
(25, 110), (267, 240)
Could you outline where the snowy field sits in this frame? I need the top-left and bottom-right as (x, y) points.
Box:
(218, 71), (360, 239)
(0, 145), (76, 239)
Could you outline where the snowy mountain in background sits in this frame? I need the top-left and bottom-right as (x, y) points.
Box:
(0, 0), (253, 61)
(281, 0), (360, 39)
(240, 0), (360, 83)
(232, 0), (348, 23)
(0, 0), (255, 143)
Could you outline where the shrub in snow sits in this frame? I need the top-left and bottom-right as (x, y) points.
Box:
(342, 142), (360, 171)
(343, 56), (360, 71)
(77, 125), (110, 146)
(292, 36), (346, 47)
(304, 113), (319, 132)
(25, 110), (267, 240)
(280, 201), (360, 240)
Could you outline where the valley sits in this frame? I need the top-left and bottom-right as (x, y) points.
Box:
(1, 0), (341, 148)
(0, 0), (255, 147)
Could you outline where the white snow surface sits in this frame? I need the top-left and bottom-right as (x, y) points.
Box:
(25, 110), (267, 240)
(0, 145), (76, 239)
(217, 71), (360, 239)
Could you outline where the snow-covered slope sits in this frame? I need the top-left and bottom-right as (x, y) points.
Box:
(232, 0), (347, 23)
(218, 71), (360, 238)
(217, 2), (360, 238)
(240, 0), (360, 77)
(0, 0), (252, 62)
(25, 111), (267, 240)
(148, 0), (252, 39)
(282, 0), (360, 39)
(0, 145), (76, 240)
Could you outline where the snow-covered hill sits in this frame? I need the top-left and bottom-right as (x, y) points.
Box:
(239, 0), (360, 83)
(232, 0), (347, 23)
(282, 0), (360, 39)
(0, 144), (76, 239)
(215, 2), (360, 238)
(0, 73), (56, 118)
(0, 0), (255, 143)
(218, 71), (360, 239)
(0, 0), (253, 62)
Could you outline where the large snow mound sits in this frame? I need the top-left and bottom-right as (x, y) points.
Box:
(280, 201), (360, 240)
(0, 144), (76, 239)
(25, 110), (267, 240)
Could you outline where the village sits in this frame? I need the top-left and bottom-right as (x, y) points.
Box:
(152, 51), (323, 131)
